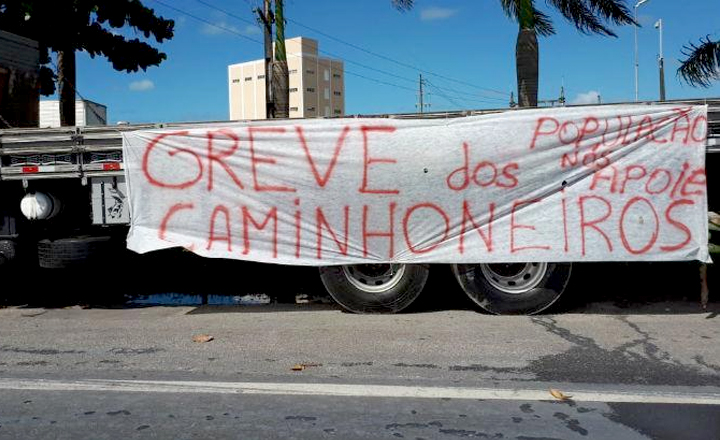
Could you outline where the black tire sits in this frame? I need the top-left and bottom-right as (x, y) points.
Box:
(37, 236), (114, 269)
(319, 264), (429, 314)
(0, 240), (16, 266)
(452, 262), (572, 315)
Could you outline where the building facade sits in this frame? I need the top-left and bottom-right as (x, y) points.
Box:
(228, 37), (345, 120)
(39, 100), (107, 128)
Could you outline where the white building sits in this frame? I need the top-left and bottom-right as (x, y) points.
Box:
(39, 100), (107, 127)
(228, 37), (345, 120)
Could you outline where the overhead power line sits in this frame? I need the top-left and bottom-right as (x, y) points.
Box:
(193, 0), (258, 27)
(185, 0), (508, 103)
(424, 79), (499, 108)
(424, 79), (503, 107)
(153, 0), (262, 45)
(345, 71), (417, 93)
(285, 16), (509, 99)
(424, 81), (462, 109)
(152, 0), (506, 108)
(153, 1), (423, 93)
(426, 82), (506, 104)
(151, 0), (418, 97)
(186, 0), (419, 87)
(241, 0), (260, 9)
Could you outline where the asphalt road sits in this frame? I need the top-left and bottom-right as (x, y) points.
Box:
(1, 288), (719, 439)
(2, 387), (719, 440)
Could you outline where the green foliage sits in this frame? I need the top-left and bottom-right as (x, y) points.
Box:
(0, 0), (174, 95)
(498, 0), (635, 37)
(499, 0), (554, 35)
(678, 37), (720, 88)
(392, 0), (635, 37)
(393, 0), (635, 108)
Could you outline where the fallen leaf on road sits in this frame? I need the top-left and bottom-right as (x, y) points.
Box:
(549, 389), (572, 401)
(291, 363), (321, 371)
(192, 334), (214, 343)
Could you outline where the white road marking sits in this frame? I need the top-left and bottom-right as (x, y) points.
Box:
(1, 378), (719, 405)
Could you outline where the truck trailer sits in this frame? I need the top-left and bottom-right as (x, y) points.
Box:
(1, 99), (718, 314)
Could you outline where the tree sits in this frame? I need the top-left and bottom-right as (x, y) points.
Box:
(392, 0), (635, 107)
(0, 0), (173, 126)
(678, 37), (720, 88)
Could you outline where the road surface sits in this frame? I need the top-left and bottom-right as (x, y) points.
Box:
(0, 289), (718, 439)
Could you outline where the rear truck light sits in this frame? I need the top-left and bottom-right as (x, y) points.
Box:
(103, 163), (121, 171)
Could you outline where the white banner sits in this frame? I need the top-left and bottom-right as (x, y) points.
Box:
(122, 104), (709, 265)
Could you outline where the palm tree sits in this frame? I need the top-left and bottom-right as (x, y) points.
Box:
(678, 37), (720, 87)
(392, 0), (635, 107)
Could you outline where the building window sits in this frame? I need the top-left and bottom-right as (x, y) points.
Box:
(306, 87), (315, 92)
(244, 76), (252, 81)
(289, 69), (298, 74)
(307, 107), (315, 111)
(334, 91), (342, 96)
(289, 88), (298, 93)
(257, 75), (265, 79)
(334, 109), (342, 115)
(324, 88), (329, 100)
(290, 107), (298, 111)
(324, 70), (330, 81)
(306, 69), (315, 74)
(333, 73), (341, 79)
(232, 79), (240, 83)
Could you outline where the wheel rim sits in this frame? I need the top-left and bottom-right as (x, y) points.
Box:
(479, 262), (548, 294)
(342, 264), (406, 293)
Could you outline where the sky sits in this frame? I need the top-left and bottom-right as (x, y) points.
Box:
(61, 0), (720, 124)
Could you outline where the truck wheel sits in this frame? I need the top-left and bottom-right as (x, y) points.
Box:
(319, 264), (429, 313)
(37, 236), (114, 269)
(0, 240), (16, 266)
(452, 262), (571, 315)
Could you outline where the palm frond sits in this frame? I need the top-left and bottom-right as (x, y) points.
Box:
(678, 37), (720, 88)
(533, 7), (555, 36)
(546, 0), (614, 36)
(500, 0), (555, 36)
(500, 0), (520, 20)
(585, 0), (636, 26)
(391, 0), (413, 11)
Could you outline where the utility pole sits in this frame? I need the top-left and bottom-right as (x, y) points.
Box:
(256, 0), (274, 118)
(634, 0), (650, 102)
(655, 19), (666, 101)
(419, 74), (424, 113)
(417, 74), (429, 113)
